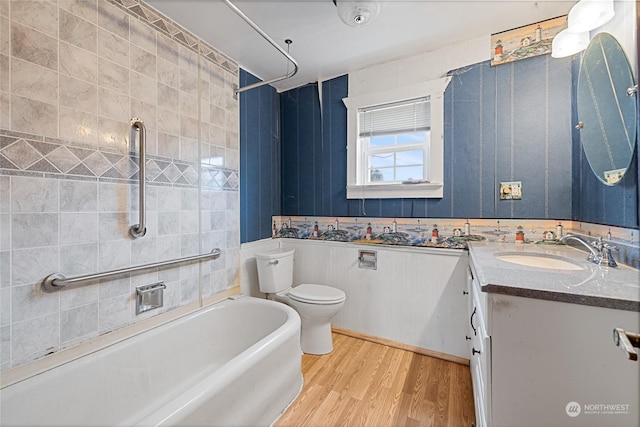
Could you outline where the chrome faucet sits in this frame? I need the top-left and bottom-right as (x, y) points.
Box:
(559, 234), (618, 267)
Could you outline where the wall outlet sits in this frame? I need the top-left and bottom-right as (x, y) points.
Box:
(500, 181), (522, 200)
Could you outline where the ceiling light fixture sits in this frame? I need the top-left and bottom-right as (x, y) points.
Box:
(551, 29), (590, 58)
(568, 0), (615, 33)
(333, 0), (382, 27)
(551, 0), (615, 58)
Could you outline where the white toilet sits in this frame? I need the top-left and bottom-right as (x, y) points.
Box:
(255, 248), (346, 355)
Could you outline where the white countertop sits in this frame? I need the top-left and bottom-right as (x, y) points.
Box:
(468, 241), (640, 312)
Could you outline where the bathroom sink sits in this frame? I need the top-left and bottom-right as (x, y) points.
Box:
(494, 252), (585, 271)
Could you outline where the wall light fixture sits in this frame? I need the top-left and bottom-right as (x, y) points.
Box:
(551, 0), (615, 58)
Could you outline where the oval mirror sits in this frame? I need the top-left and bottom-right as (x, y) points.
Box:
(577, 32), (637, 186)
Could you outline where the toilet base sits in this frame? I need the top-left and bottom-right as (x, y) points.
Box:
(268, 291), (345, 355)
(300, 319), (334, 355)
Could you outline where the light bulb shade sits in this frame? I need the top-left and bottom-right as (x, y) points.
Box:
(568, 0), (615, 33)
(551, 29), (589, 58)
(336, 0), (382, 27)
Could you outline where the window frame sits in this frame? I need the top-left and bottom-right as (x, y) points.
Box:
(343, 78), (450, 199)
(361, 131), (430, 184)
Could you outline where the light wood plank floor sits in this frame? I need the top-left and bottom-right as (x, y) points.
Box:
(276, 332), (475, 427)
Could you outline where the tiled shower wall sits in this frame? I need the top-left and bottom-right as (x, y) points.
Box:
(0, 0), (240, 370)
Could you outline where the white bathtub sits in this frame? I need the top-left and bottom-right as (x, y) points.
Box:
(1, 296), (303, 426)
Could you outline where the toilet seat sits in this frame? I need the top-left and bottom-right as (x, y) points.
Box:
(288, 284), (346, 305)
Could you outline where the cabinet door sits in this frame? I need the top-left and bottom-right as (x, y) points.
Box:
(470, 269), (491, 427)
(490, 294), (640, 427)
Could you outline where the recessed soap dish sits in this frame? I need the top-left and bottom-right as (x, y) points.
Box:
(136, 281), (166, 315)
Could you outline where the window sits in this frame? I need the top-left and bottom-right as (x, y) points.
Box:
(359, 97), (430, 185)
(343, 78), (450, 199)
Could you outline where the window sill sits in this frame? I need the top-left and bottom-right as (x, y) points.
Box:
(346, 182), (443, 199)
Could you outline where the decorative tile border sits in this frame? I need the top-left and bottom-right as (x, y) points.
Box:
(273, 216), (640, 268)
(108, 0), (238, 76)
(0, 129), (238, 190)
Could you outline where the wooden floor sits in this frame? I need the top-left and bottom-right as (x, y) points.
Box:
(276, 332), (476, 427)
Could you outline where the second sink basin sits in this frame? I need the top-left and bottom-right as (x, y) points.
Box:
(494, 252), (585, 271)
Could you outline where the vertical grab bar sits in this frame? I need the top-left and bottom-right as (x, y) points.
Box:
(130, 118), (147, 239)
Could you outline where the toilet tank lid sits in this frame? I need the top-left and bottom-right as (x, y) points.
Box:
(289, 284), (346, 303)
(254, 248), (295, 260)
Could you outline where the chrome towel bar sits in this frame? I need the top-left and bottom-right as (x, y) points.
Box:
(42, 249), (221, 292)
(130, 118), (147, 239)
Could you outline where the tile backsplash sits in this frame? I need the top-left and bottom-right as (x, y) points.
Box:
(0, 0), (240, 371)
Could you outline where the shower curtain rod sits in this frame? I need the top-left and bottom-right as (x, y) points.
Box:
(222, 0), (299, 97)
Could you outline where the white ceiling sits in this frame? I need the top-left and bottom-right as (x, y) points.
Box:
(147, 0), (575, 92)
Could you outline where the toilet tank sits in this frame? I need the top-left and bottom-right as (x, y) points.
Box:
(254, 248), (295, 293)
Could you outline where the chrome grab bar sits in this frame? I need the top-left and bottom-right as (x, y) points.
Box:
(130, 118), (147, 239)
(42, 249), (221, 292)
(222, 0), (298, 98)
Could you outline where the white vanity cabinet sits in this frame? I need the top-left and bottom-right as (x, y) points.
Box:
(467, 256), (640, 427)
(467, 264), (491, 427)
(488, 293), (639, 427)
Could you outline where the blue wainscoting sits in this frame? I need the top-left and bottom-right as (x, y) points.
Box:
(239, 70), (281, 243)
(280, 55), (574, 220)
(240, 54), (638, 244)
(280, 76), (350, 217)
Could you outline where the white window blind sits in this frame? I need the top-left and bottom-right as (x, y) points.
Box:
(358, 96), (431, 137)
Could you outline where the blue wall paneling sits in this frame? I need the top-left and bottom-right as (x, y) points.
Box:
(239, 70), (281, 243)
(240, 52), (638, 243)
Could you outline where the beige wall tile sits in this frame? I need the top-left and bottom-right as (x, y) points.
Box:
(60, 0), (98, 24)
(130, 18), (156, 54)
(0, 53), (9, 92)
(130, 98), (156, 130)
(97, 116), (128, 152)
(0, 16), (9, 55)
(11, 176), (58, 213)
(156, 107), (180, 138)
(97, 27), (128, 67)
(12, 213), (58, 249)
(208, 124), (225, 148)
(180, 115), (198, 141)
(130, 44), (156, 79)
(157, 34), (179, 65)
(130, 70), (156, 106)
(157, 57), (179, 89)
(210, 83), (224, 108)
(59, 107), (98, 146)
(0, 91), (9, 128)
(156, 131), (179, 159)
(0, 1), (9, 17)
(11, 58), (58, 105)
(60, 8), (97, 53)
(157, 82), (179, 109)
(98, 86), (129, 122)
(179, 68), (198, 97)
(179, 92), (198, 119)
(60, 41), (97, 83)
(11, 94), (57, 137)
(97, 0), (128, 40)
(97, 57), (129, 94)
(11, 0), (58, 38)
(179, 44), (198, 76)
(59, 74), (97, 114)
(2, 0), (240, 371)
(11, 312), (60, 365)
(11, 22), (57, 70)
